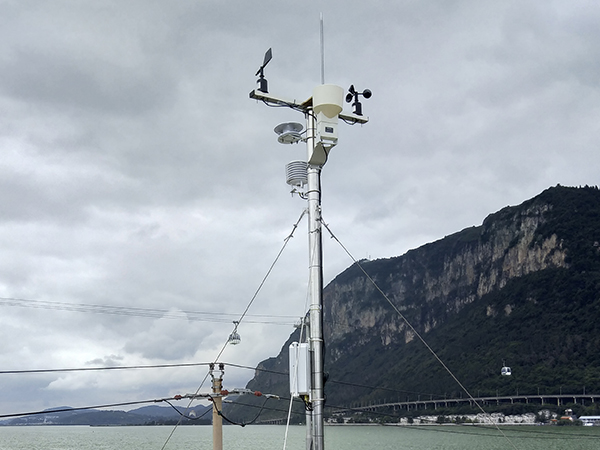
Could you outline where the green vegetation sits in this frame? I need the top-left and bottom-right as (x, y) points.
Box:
(324, 186), (600, 405)
(226, 186), (600, 425)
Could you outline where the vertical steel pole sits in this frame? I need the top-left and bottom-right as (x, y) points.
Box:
(305, 409), (312, 450)
(305, 110), (325, 450)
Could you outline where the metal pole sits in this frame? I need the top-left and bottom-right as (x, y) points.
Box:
(305, 409), (312, 450)
(305, 110), (325, 450)
(320, 13), (325, 85)
(304, 319), (313, 450)
(211, 363), (224, 450)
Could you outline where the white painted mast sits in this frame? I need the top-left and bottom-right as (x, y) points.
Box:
(250, 37), (369, 450)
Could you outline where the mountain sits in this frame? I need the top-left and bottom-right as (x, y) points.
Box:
(226, 185), (600, 422)
(1, 405), (212, 426)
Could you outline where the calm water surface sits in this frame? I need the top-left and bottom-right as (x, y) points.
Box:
(0, 425), (599, 450)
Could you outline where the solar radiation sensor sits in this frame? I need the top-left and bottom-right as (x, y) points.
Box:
(255, 48), (273, 93)
(274, 122), (304, 144)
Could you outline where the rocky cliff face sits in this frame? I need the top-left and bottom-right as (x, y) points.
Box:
(232, 185), (600, 420)
(324, 196), (568, 360)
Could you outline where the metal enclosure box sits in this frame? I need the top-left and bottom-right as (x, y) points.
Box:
(315, 112), (339, 145)
(289, 342), (311, 397)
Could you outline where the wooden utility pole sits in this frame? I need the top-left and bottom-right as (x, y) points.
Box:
(211, 363), (224, 450)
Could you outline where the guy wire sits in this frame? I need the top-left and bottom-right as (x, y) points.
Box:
(160, 209), (307, 450)
(320, 217), (519, 450)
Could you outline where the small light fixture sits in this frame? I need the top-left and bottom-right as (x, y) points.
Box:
(228, 321), (241, 345)
(274, 122), (304, 144)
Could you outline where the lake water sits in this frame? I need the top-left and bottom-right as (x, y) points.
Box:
(0, 424), (599, 450)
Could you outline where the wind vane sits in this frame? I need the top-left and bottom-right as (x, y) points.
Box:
(255, 48), (272, 93)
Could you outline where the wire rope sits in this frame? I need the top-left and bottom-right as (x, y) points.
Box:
(4, 358), (570, 415)
(283, 231), (311, 450)
(214, 395), (274, 426)
(0, 362), (211, 375)
(224, 362), (450, 399)
(320, 218), (520, 450)
(160, 209), (306, 450)
(0, 297), (299, 325)
(0, 396), (189, 420)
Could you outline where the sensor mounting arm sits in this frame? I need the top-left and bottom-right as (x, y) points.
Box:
(249, 89), (369, 125)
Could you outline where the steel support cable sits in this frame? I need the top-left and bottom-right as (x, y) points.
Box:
(212, 208), (307, 375)
(3, 361), (275, 377)
(224, 399), (301, 420)
(284, 234), (311, 450)
(284, 202), (323, 450)
(160, 210), (307, 450)
(0, 396), (191, 420)
(0, 362), (213, 375)
(212, 395), (272, 427)
(0, 297), (299, 325)
(257, 98), (317, 121)
(159, 372), (212, 450)
(319, 219), (519, 450)
(226, 362), (454, 400)
(163, 399), (212, 421)
(234, 208), (307, 328)
(3, 360), (440, 401)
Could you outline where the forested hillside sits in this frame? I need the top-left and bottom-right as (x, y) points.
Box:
(226, 185), (600, 423)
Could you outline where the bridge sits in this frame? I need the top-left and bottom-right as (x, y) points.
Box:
(253, 393), (600, 424)
(338, 393), (600, 414)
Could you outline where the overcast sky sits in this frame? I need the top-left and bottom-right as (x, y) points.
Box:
(1, 0), (599, 417)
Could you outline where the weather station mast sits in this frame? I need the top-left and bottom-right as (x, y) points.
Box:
(249, 26), (370, 450)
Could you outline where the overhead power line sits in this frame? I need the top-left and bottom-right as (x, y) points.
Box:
(0, 297), (299, 325)
(0, 361), (213, 375)
(0, 397), (177, 420)
(0, 360), (446, 400)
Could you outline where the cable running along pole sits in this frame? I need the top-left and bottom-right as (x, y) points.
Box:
(249, 39), (369, 450)
(305, 109), (325, 450)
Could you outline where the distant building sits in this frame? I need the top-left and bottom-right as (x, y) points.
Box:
(551, 408), (578, 424)
(579, 416), (600, 426)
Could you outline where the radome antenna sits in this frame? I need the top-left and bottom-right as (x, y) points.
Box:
(255, 48), (272, 93)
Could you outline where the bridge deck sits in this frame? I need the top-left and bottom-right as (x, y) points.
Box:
(341, 394), (600, 413)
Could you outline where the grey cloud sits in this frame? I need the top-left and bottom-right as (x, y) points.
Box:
(1, 0), (600, 416)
